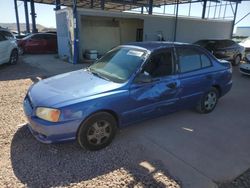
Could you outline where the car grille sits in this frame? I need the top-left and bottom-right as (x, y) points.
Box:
(240, 67), (250, 74)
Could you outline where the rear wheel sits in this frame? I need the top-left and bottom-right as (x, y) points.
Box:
(232, 55), (241, 66)
(196, 87), (219, 114)
(77, 112), (117, 151)
(9, 49), (18, 65)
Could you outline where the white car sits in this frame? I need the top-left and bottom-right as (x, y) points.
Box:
(239, 37), (250, 62)
(0, 29), (19, 65)
(239, 38), (250, 75)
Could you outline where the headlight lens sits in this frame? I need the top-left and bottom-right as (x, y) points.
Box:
(36, 107), (61, 122)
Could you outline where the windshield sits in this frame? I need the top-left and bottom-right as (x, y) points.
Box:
(88, 47), (147, 83)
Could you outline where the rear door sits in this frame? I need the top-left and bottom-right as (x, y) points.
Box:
(176, 46), (214, 108)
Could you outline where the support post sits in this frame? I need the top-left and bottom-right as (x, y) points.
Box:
(101, 0), (105, 10)
(91, 0), (93, 8)
(141, 6), (144, 14)
(14, 0), (20, 35)
(73, 0), (79, 64)
(231, 2), (239, 38)
(30, 0), (38, 33)
(148, 0), (153, 15)
(202, 0), (207, 19)
(173, 0), (179, 42)
(55, 0), (61, 10)
(24, 0), (30, 33)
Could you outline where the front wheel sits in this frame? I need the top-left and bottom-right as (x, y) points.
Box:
(196, 88), (219, 114)
(77, 112), (117, 151)
(9, 49), (18, 65)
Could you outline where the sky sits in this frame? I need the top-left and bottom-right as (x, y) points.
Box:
(0, 0), (249, 30)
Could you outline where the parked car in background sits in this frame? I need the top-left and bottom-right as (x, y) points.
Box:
(194, 39), (245, 66)
(0, 29), (19, 65)
(23, 42), (232, 150)
(17, 33), (57, 54)
(239, 38), (250, 75)
(11, 31), (28, 39)
(239, 37), (250, 63)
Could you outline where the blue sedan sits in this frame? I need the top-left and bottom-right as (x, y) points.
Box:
(23, 42), (232, 150)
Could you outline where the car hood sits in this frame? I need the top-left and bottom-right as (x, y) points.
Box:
(29, 69), (123, 107)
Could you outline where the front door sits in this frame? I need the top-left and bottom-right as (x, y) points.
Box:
(125, 48), (180, 124)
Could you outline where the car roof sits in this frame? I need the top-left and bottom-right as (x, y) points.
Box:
(196, 39), (233, 42)
(126, 41), (191, 52)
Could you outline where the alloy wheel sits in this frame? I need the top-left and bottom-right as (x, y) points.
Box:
(204, 91), (217, 111)
(87, 120), (111, 146)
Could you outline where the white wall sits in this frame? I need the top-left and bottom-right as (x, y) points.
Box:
(119, 19), (143, 44)
(80, 17), (121, 55)
(143, 16), (233, 43)
(79, 15), (143, 57)
(76, 8), (233, 60)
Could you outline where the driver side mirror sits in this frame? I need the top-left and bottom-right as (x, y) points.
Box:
(134, 72), (152, 83)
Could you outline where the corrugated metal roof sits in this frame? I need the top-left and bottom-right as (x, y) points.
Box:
(17, 0), (242, 12)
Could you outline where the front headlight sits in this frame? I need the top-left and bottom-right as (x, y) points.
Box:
(36, 107), (61, 122)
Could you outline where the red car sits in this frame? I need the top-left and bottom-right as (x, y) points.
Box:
(18, 33), (57, 54)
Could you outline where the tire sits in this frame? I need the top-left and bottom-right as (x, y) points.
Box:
(196, 87), (219, 114)
(232, 55), (241, 66)
(9, 49), (19, 65)
(77, 112), (117, 151)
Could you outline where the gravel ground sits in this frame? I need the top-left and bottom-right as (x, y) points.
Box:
(219, 169), (250, 188)
(0, 58), (180, 188)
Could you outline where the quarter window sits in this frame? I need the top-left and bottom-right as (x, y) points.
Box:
(201, 54), (211, 68)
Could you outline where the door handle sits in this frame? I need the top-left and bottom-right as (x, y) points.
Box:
(167, 82), (177, 89)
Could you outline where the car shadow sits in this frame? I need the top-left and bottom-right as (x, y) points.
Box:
(10, 124), (180, 187)
(0, 60), (50, 82)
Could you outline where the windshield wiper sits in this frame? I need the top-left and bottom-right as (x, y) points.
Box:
(88, 69), (111, 81)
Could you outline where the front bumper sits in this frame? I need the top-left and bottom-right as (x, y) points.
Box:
(23, 96), (82, 144)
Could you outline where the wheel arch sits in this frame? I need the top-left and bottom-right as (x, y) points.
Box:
(212, 84), (221, 97)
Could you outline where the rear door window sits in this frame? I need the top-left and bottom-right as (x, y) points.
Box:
(178, 48), (201, 73)
(177, 47), (212, 73)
